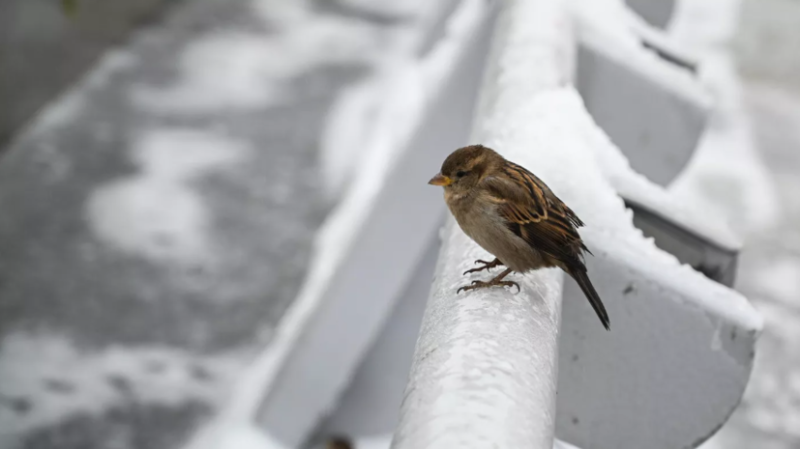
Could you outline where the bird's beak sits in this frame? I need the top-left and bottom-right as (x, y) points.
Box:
(428, 173), (452, 186)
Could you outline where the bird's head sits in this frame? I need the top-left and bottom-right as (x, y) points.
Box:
(428, 144), (501, 194)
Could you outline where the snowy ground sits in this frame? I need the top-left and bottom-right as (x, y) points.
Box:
(0, 0), (444, 448)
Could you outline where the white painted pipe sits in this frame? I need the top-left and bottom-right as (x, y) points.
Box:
(391, 0), (573, 448)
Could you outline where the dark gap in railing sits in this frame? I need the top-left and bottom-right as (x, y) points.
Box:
(624, 198), (738, 287)
(641, 39), (698, 74)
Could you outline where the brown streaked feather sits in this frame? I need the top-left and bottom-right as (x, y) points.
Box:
(481, 161), (590, 267)
(484, 161), (609, 329)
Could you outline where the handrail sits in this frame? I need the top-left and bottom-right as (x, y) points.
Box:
(391, 0), (573, 447)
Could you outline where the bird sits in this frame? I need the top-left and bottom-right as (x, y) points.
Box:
(428, 144), (610, 330)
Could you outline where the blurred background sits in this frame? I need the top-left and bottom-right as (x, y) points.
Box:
(0, 0), (798, 449)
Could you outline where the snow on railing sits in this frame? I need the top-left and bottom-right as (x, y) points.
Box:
(573, 0), (712, 186)
(390, 0), (572, 447)
(392, 0), (762, 449)
(181, 2), (497, 449)
(182, 0), (762, 448)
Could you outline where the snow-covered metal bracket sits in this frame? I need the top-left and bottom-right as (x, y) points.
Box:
(575, 0), (709, 187)
(575, 0), (740, 285)
(394, 2), (762, 449)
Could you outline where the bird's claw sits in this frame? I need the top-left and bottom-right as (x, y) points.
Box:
(462, 258), (503, 275)
(457, 279), (520, 294)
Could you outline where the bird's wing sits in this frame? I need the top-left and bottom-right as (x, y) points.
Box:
(481, 161), (589, 265)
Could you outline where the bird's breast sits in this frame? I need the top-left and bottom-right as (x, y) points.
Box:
(448, 196), (546, 272)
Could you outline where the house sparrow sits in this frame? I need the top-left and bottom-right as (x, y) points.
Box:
(428, 144), (610, 330)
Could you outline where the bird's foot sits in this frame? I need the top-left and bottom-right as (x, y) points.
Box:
(457, 278), (520, 294)
(462, 258), (503, 275)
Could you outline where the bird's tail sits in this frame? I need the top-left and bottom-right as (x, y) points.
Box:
(570, 268), (610, 330)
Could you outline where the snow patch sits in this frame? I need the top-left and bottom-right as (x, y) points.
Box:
(337, 0), (432, 18)
(132, 0), (382, 113)
(0, 332), (241, 439)
(355, 434), (392, 449)
(86, 129), (248, 264)
(753, 301), (800, 346)
(668, 55), (780, 238)
(666, 0), (780, 238)
(318, 0), (458, 197)
(205, 423), (288, 449)
(22, 50), (137, 138)
(319, 63), (427, 200)
(569, 0), (709, 104)
(752, 257), (800, 305)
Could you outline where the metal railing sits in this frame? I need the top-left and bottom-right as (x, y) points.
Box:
(188, 0), (764, 448)
(392, 0), (762, 448)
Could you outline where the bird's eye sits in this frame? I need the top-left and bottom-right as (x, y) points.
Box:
(456, 170), (467, 178)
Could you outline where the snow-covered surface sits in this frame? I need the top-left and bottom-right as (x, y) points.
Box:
(571, 0), (713, 186)
(590, 136), (741, 251)
(734, 0), (800, 90)
(0, 0), (456, 447)
(186, 1), (490, 448)
(395, 0), (761, 447)
(393, 222), (564, 449)
(661, 0), (800, 447)
(393, 2), (570, 448)
(570, 0), (709, 105)
(572, 1), (744, 252)
(670, 57), (778, 237)
(537, 90), (758, 329)
(0, 333), (241, 446)
(87, 129), (251, 265)
(694, 82), (800, 449)
(470, 79), (760, 448)
(0, 0), (782, 447)
(666, 0), (779, 238)
(131, 0), (382, 113)
(318, 0), (457, 198)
